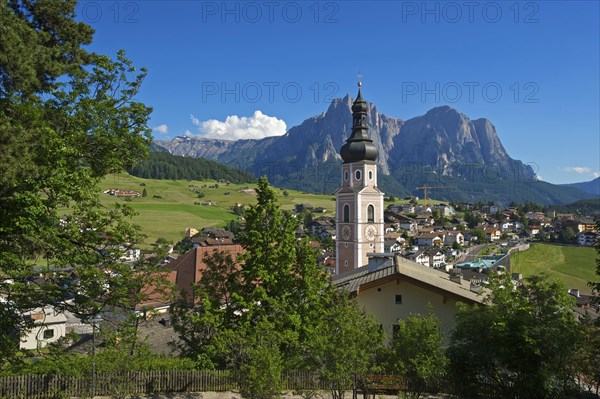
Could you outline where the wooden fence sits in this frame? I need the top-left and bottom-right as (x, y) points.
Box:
(0, 370), (383, 398)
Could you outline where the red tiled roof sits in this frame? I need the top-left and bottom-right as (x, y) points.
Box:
(166, 244), (244, 303)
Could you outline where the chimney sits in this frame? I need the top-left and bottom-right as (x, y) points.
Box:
(449, 268), (462, 284)
(470, 282), (481, 293)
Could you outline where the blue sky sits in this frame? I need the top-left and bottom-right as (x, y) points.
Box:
(76, 0), (599, 184)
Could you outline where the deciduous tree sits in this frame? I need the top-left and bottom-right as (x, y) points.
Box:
(172, 177), (334, 379)
(448, 273), (582, 398)
(306, 291), (385, 399)
(389, 312), (447, 399)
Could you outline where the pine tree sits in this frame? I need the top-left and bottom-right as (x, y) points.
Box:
(0, 1), (166, 362)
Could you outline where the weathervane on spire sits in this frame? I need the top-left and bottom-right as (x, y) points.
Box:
(356, 71), (363, 88)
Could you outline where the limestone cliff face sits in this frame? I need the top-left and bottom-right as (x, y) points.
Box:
(156, 100), (528, 180)
(388, 106), (531, 179)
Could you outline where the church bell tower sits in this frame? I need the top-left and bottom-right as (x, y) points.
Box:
(335, 83), (384, 274)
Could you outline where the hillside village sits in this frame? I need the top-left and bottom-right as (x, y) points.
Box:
(14, 90), (598, 357)
(2, 89), (600, 393)
(3, 2), (600, 398)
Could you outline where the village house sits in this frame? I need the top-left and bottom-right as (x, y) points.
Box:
(442, 246), (462, 260)
(20, 306), (68, 350)
(401, 204), (416, 213)
(556, 213), (575, 221)
(414, 214), (435, 227)
(525, 211), (545, 221)
(184, 227), (199, 239)
(103, 189), (141, 197)
(525, 225), (541, 237)
(484, 227), (502, 242)
(569, 289), (600, 324)
(415, 205), (432, 214)
(416, 232), (444, 247)
(385, 238), (404, 253)
(384, 232), (403, 242)
(500, 221), (524, 232)
(562, 218), (596, 233)
(404, 250), (430, 267)
(386, 204), (404, 213)
(423, 249), (446, 268)
(444, 231), (464, 246)
(163, 243), (244, 304)
(310, 216), (336, 236)
(391, 214), (418, 233)
(432, 204), (456, 217)
(333, 253), (485, 339)
(481, 205), (500, 215)
(384, 210), (400, 222)
(577, 231), (597, 246)
(201, 227), (234, 240)
(320, 228), (337, 240)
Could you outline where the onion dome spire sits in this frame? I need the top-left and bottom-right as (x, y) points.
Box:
(340, 81), (378, 163)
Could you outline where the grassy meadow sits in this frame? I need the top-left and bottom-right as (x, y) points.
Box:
(99, 173), (335, 246)
(510, 243), (597, 294)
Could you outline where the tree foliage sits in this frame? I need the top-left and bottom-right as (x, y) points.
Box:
(306, 291), (385, 399)
(463, 211), (482, 229)
(172, 177), (342, 396)
(128, 151), (255, 183)
(389, 312), (447, 398)
(448, 272), (582, 398)
(576, 317), (600, 396)
(0, 0), (164, 364)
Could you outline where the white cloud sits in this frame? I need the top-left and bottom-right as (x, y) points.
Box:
(593, 171), (600, 178)
(152, 124), (169, 134)
(190, 115), (201, 126)
(563, 166), (592, 174)
(189, 111), (287, 141)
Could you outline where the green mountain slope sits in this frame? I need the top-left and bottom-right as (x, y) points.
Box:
(128, 152), (255, 183)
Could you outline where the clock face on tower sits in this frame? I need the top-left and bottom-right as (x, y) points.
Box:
(364, 225), (377, 241)
(341, 225), (352, 240)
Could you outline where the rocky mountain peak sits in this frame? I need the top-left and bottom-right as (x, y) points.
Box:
(154, 97), (591, 204)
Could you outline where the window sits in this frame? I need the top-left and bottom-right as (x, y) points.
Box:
(368, 170), (373, 180)
(344, 170), (349, 181)
(343, 204), (350, 223)
(43, 329), (55, 339)
(344, 260), (348, 267)
(367, 205), (374, 223)
(355, 170), (361, 180)
(392, 324), (400, 340)
(395, 294), (402, 304)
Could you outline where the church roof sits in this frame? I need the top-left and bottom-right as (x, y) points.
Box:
(340, 85), (378, 163)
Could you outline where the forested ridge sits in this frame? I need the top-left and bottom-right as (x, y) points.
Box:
(128, 152), (255, 183)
